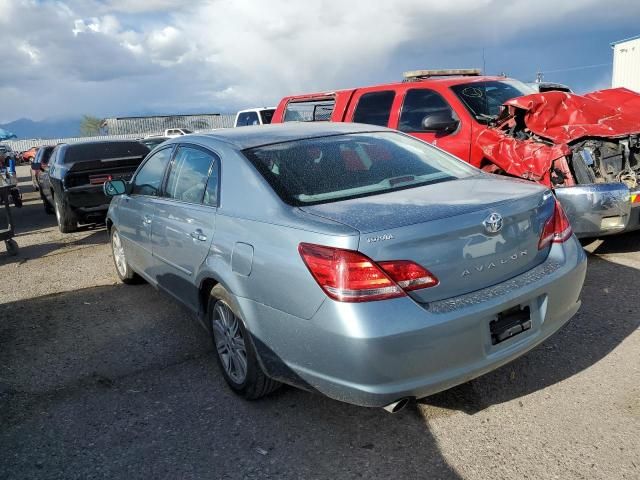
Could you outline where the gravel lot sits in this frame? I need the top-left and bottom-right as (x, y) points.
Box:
(1, 165), (638, 479)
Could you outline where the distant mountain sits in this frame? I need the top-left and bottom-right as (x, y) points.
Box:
(0, 117), (81, 139)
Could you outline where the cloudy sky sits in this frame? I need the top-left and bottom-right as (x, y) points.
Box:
(1, 0), (639, 123)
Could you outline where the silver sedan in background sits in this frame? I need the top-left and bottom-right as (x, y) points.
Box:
(104, 123), (587, 412)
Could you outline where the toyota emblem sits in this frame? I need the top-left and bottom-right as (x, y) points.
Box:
(483, 212), (503, 234)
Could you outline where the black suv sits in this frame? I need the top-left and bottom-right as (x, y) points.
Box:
(36, 140), (150, 232)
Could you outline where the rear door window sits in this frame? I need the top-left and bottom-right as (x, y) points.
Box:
(164, 146), (216, 204)
(131, 147), (172, 196)
(353, 91), (395, 127)
(399, 89), (457, 132)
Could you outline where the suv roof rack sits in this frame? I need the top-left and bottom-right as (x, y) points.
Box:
(402, 68), (482, 82)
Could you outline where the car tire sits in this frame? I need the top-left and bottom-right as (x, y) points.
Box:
(208, 287), (280, 399)
(53, 194), (77, 233)
(40, 191), (54, 214)
(110, 228), (141, 284)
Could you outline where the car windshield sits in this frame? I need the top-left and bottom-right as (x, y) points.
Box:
(243, 131), (477, 206)
(451, 80), (535, 123)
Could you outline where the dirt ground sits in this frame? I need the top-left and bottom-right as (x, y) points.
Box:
(1, 165), (638, 479)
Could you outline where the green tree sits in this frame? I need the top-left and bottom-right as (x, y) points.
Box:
(79, 115), (103, 137)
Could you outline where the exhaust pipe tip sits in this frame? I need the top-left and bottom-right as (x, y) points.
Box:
(382, 397), (410, 414)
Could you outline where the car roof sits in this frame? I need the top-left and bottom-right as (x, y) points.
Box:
(237, 107), (276, 114)
(283, 75), (514, 101)
(178, 122), (392, 150)
(384, 75), (510, 89)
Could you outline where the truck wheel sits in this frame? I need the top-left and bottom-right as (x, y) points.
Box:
(53, 195), (77, 233)
(208, 287), (280, 400)
(110, 228), (141, 284)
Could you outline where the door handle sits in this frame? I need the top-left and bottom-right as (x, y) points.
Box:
(190, 229), (207, 242)
(143, 215), (152, 225)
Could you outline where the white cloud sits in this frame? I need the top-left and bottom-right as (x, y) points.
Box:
(0, 0), (639, 123)
(17, 42), (41, 64)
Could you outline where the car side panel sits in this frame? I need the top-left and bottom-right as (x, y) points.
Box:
(198, 215), (357, 322)
(152, 199), (216, 311)
(115, 195), (157, 275)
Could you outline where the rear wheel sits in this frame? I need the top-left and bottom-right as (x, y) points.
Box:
(110, 228), (140, 284)
(40, 191), (54, 214)
(53, 195), (77, 233)
(208, 289), (280, 399)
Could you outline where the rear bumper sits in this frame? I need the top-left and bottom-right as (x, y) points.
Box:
(64, 185), (110, 218)
(554, 183), (638, 238)
(241, 237), (587, 408)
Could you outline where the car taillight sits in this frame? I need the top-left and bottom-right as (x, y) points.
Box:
(377, 260), (439, 291)
(538, 199), (573, 250)
(298, 243), (438, 302)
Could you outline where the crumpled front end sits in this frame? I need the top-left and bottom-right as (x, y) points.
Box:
(476, 89), (640, 237)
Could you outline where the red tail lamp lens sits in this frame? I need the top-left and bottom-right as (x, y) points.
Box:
(298, 243), (438, 302)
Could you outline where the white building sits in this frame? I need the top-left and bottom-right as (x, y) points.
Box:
(612, 35), (640, 92)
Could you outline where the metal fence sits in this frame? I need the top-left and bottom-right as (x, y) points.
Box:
(103, 114), (235, 135)
(0, 124), (235, 152)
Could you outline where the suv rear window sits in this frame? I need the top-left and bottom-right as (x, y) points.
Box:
(62, 142), (150, 163)
(244, 131), (476, 206)
(283, 99), (335, 122)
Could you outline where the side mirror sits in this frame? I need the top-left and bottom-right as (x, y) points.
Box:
(104, 179), (127, 196)
(422, 113), (459, 133)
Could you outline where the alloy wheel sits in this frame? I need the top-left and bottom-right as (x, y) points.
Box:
(54, 199), (61, 224)
(212, 302), (248, 384)
(111, 231), (127, 278)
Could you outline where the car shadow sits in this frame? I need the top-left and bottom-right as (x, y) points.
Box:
(0, 284), (461, 479)
(421, 254), (639, 414)
(0, 185), (107, 262)
(0, 229), (107, 265)
(584, 229), (640, 255)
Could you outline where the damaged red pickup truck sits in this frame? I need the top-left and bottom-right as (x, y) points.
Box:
(272, 70), (640, 238)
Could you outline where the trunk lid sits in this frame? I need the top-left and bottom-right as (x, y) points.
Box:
(65, 156), (144, 188)
(300, 175), (554, 303)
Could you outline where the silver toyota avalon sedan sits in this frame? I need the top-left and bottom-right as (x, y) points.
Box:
(104, 123), (587, 412)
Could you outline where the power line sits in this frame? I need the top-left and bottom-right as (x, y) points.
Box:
(535, 62), (612, 76)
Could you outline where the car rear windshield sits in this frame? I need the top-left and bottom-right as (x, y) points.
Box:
(283, 99), (335, 122)
(243, 132), (477, 206)
(451, 80), (535, 123)
(62, 142), (150, 163)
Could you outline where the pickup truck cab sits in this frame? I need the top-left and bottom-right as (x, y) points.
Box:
(234, 108), (276, 127)
(272, 70), (640, 238)
(38, 140), (150, 232)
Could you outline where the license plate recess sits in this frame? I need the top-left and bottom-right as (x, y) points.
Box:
(490, 305), (532, 345)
